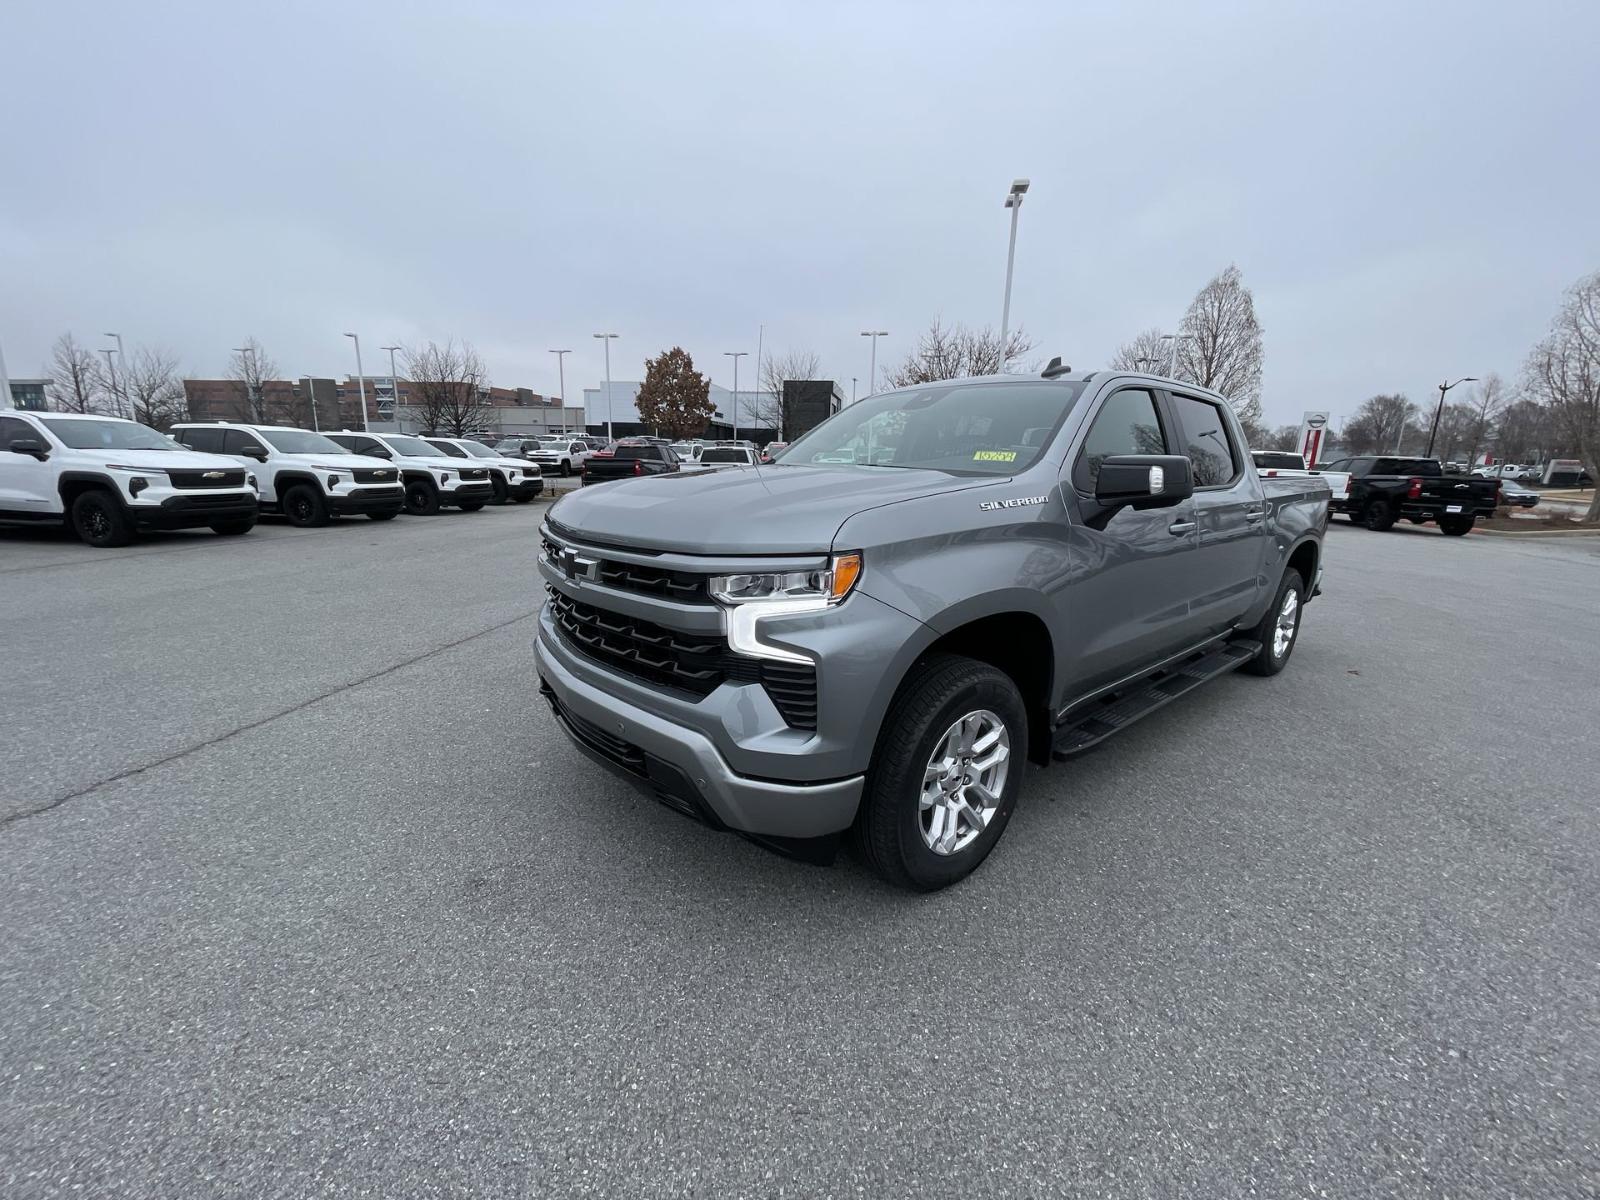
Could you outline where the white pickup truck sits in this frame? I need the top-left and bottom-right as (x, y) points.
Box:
(325, 431), (495, 514)
(172, 422), (404, 526)
(1251, 451), (1350, 510)
(424, 436), (543, 504)
(0, 411), (260, 547)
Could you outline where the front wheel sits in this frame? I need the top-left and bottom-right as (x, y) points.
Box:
(70, 490), (134, 548)
(559, 460), (573, 477)
(1242, 568), (1305, 677)
(490, 474), (509, 504)
(282, 483), (330, 528)
(855, 653), (1027, 891)
(1439, 515), (1475, 536)
(1362, 499), (1396, 531)
(209, 517), (256, 536)
(404, 479), (441, 515)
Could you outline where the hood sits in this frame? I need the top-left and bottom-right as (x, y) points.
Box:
(283, 452), (395, 471)
(548, 463), (995, 554)
(101, 449), (242, 472)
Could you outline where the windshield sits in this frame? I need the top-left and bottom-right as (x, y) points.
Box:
(425, 439), (470, 458)
(459, 442), (499, 458)
(261, 429), (347, 455)
(382, 434), (446, 458)
(782, 380), (1087, 474)
(40, 418), (180, 450)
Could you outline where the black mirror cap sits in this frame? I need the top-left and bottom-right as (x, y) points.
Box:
(8, 437), (47, 458)
(1094, 454), (1194, 509)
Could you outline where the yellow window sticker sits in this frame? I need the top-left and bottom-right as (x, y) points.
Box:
(973, 450), (1018, 462)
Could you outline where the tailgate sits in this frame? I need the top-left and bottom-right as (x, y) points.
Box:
(1423, 478), (1498, 513)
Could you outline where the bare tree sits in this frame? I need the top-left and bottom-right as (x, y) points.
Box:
(1260, 424), (1300, 452)
(756, 347), (822, 437)
(227, 336), (280, 423)
(1341, 394), (1414, 455)
(47, 333), (108, 413)
(404, 340), (492, 437)
(883, 318), (1035, 388)
(1458, 372), (1509, 469)
(120, 347), (188, 429)
(1175, 265), (1265, 431)
(1108, 327), (1172, 373)
(1494, 399), (1557, 466)
(1524, 269), (1600, 519)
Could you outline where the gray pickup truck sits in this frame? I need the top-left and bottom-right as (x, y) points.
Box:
(535, 368), (1328, 889)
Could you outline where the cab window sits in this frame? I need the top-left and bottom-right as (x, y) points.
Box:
(1072, 389), (1167, 491)
(1169, 394), (1240, 487)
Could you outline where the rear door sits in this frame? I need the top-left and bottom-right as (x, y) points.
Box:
(1059, 386), (1201, 696)
(1165, 391), (1269, 636)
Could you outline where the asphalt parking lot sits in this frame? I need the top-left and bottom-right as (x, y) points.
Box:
(3, 510), (1598, 1199)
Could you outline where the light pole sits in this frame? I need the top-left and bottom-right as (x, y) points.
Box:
(998, 178), (1030, 372)
(380, 345), (402, 431)
(860, 330), (888, 396)
(301, 376), (322, 431)
(593, 333), (618, 441)
(724, 351), (747, 440)
(1159, 332), (1190, 377)
(99, 348), (122, 418)
(851, 377), (857, 405)
(0, 338), (12, 410)
(1425, 376), (1477, 459)
(549, 349), (571, 433)
(232, 345), (258, 420)
(103, 333), (127, 417)
(344, 333), (369, 432)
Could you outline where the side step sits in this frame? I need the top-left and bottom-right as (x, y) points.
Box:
(1051, 639), (1260, 760)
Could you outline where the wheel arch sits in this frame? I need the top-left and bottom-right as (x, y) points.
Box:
(57, 471), (124, 512)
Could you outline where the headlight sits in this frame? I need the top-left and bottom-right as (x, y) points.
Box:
(710, 553), (861, 606)
(436, 470), (451, 483)
(712, 552), (862, 665)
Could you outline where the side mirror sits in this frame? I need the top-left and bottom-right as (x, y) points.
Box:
(1093, 454), (1194, 513)
(8, 437), (47, 459)
(370, 448), (392, 460)
(240, 444), (268, 461)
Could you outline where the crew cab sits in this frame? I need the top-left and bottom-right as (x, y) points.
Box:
(579, 439), (682, 485)
(1318, 455), (1500, 534)
(523, 437), (592, 477)
(0, 411), (259, 547)
(424, 436), (543, 504)
(323, 431), (494, 514)
(1249, 450), (1350, 508)
(536, 369), (1328, 889)
(172, 422), (404, 525)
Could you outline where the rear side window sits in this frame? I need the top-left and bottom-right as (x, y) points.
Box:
(1073, 389), (1166, 490)
(181, 427), (223, 453)
(1170, 394), (1239, 487)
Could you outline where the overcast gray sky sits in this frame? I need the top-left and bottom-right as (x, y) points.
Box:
(5, 0), (1598, 427)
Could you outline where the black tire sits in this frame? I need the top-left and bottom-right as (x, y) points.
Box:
(209, 517), (256, 536)
(1439, 514), (1475, 536)
(1362, 499), (1396, 531)
(282, 483), (330, 528)
(366, 510), (399, 522)
(458, 501), (486, 512)
(854, 653), (1028, 891)
(70, 489), (134, 548)
(1242, 568), (1305, 677)
(513, 494), (537, 504)
(559, 460), (572, 477)
(404, 478), (441, 515)
(490, 474), (509, 504)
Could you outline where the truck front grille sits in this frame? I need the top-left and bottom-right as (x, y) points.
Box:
(166, 468), (247, 489)
(352, 467), (397, 484)
(459, 468), (488, 481)
(541, 532), (711, 604)
(547, 587), (819, 728)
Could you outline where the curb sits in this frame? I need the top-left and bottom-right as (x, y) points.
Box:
(1474, 526), (1600, 538)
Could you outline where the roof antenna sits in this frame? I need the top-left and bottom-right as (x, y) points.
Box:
(1041, 357), (1071, 379)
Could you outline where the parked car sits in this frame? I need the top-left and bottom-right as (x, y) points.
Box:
(1319, 455), (1500, 534)
(761, 441), (789, 462)
(424, 436), (543, 504)
(324, 431), (494, 514)
(173, 422), (404, 525)
(579, 438), (682, 485)
(680, 445), (760, 473)
(669, 441), (704, 462)
(519, 436), (592, 477)
(1248, 450), (1351, 510)
(1472, 463), (1537, 480)
(536, 369), (1327, 889)
(0, 411), (259, 546)
(1497, 478), (1540, 507)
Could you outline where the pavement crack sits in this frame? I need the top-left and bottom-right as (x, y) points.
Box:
(0, 609), (541, 834)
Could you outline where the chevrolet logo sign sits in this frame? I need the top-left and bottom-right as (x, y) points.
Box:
(203, 471), (225, 479)
(562, 550), (599, 583)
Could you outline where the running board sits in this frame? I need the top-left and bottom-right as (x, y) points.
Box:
(1050, 639), (1260, 760)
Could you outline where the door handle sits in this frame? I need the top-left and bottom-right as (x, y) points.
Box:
(1244, 507), (1265, 523)
(1168, 520), (1196, 536)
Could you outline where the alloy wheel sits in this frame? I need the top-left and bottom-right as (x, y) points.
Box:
(919, 709), (1010, 856)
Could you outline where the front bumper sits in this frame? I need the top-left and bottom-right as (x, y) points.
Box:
(535, 621), (864, 838)
(329, 485), (405, 515)
(507, 477), (545, 499)
(133, 492), (259, 530)
(440, 482), (495, 507)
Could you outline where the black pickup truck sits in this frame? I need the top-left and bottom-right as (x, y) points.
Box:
(580, 438), (682, 486)
(1319, 455), (1501, 535)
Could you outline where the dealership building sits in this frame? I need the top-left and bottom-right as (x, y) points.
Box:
(581, 380), (843, 442)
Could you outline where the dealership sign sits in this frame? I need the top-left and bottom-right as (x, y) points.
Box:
(1298, 412), (1330, 466)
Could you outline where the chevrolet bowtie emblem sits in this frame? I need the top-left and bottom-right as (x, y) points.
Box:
(203, 471), (224, 479)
